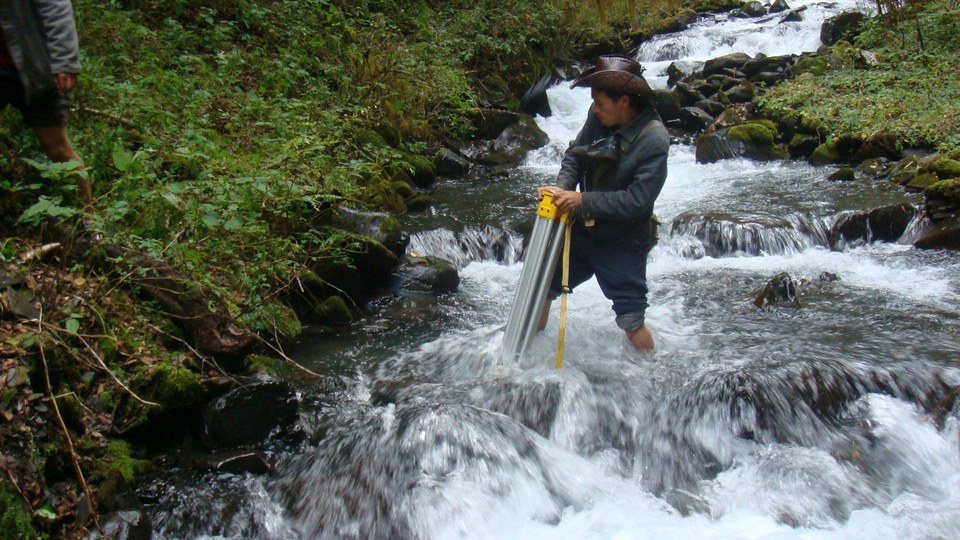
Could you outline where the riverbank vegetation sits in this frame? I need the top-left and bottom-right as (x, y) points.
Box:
(758, 0), (960, 153)
(1, 0), (729, 536)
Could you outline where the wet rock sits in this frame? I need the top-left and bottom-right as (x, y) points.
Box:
(752, 272), (801, 308)
(780, 8), (805, 23)
(831, 203), (919, 245)
(701, 52), (751, 78)
(820, 11), (866, 46)
(653, 89), (683, 121)
(434, 148), (471, 176)
(0, 287), (40, 321)
(928, 157), (960, 180)
(678, 107), (714, 131)
(333, 206), (409, 258)
(469, 108), (519, 139)
(809, 135), (861, 166)
(741, 53), (792, 78)
(666, 62), (685, 87)
(201, 380), (299, 451)
(818, 271), (840, 282)
(731, 1), (767, 18)
(851, 134), (900, 163)
(788, 134), (819, 159)
(319, 295), (353, 325)
(695, 123), (786, 163)
(195, 448), (273, 475)
(724, 80), (755, 103)
(405, 194), (432, 212)
(692, 79), (720, 99)
(911, 217), (960, 250)
(673, 81), (706, 105)
(924, 179), (960, 221)
(86, 511), (152, 540)
(827, 167), (855, 181)
(905, 173), (940, 191)
(405, 153), (437, 188)
(694, 99), (726, 117)
(392, 254), (460, 295)
(520, 73), (557, 118)
(856, 157), (890, 178)
(768, 0), (790, 13)
(476, 114), (549, 166)
(887, 157), (920, 185)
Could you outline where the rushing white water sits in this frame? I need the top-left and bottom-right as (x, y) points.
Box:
(146, 1), (960, 538)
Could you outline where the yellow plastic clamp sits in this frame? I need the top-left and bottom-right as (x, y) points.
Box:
(537, 192), (570, 222)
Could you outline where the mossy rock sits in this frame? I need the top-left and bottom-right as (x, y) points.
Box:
(404, 153), (437, 188)
(798, 115), (825, 136)
(928, 158), (960, 179)
(406, 194), (432, 212)
(827, 167), (855, 181)
(392, 180), (414, 199)
(888, 157), (919, 185)
(320, 295), (352, 325)
(947, 149), (960, 161)
(363, 180), (406, 214)
(906, 173), (940, 191)
(264, 302), (301, 338)
(809, 141), (841, 166)
(728, 122), (775, 147)
(925, 179), (960, 203)
(375, 119), (402, 149)
(788, 57), (827, 77)
(142, 363), (204, 408)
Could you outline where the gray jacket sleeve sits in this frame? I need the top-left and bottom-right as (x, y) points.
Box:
(580, 127), (669, 221)
(35, 0), (81, 74)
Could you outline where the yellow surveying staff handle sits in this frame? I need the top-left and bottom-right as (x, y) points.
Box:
(536, 192), (572, 369)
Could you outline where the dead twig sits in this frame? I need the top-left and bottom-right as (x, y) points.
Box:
(250, 331), (323, 379)
(37, 316), (101, 533)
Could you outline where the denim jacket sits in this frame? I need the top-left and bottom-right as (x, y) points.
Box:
(556, 106), (669, 245)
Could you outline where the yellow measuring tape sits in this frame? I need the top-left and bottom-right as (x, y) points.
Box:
(556, 218), (572, 369)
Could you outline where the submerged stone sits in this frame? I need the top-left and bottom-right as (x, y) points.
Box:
(201, 380), (299, 451)
(827, 167), (855, 181)
(752, 272), (801, 308)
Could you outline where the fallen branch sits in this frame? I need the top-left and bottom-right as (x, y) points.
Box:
(73, 105), (137, 130)
(37, 316), (100, 533)
(250, 331), (324, 380)
(76, 332), (160, 409)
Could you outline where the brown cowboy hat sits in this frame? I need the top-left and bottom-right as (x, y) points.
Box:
(570, 55), (655, 102)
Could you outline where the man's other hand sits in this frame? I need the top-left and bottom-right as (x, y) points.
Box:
(537, 185), (561, 199)
(53, 73), (77, 95)
(551, 189), (582, 216)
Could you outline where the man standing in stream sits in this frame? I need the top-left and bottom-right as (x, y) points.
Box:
(537, 55), (669, 351)
(1, 0), (90, 208)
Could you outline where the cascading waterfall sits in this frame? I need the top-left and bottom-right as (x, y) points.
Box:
(144, 1), (960, 537)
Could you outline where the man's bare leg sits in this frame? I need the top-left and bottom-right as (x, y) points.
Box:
(625, 325), (654, 351)
(536, 299), (552, 331)
(32, 126), (92, 208)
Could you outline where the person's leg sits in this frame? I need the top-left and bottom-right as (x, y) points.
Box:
(593, 240), (652, 352)
(32, 125), (92, 207)
(625, 325), (654, 351)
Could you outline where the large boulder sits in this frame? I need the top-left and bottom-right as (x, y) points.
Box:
(752, 272), (801, 308)
(731, 1), (767, 18)
(696, 122), (786, 163)
(391, 254), (460, 295)
(701, 52), (752, 78)
(434, 148), (471, 176)
(830, 203), (919, 245)
(820, 11), (866, 46)
(674, 81), (706, 105)
(724, 80), (756, 103)
(469, 108), (520, 139)
(768, 0), (790, 13)
(694, 99), (726, 116)
(653, 89), (683, 121)
(333, 206), (409, 258)
(520, 73), (557, 118)
(476, 114), (549, 166)
(678, 107), (714, 131)
(742, 53), (794, 78)
(924, 179), (960, 221)
(201, 380), (299, 451)
(910, 217), (960, 250)
(780, 8), (805, 23)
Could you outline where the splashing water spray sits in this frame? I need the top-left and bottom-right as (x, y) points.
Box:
(499, 192), (572, 367)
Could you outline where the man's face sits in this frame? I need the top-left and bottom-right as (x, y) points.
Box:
(591, 88), (629, 128)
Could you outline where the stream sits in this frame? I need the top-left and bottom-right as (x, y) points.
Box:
(144, 1), (960, 537)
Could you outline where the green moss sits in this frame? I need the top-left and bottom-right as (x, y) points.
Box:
(728, 123), (775, 146)
(404, 153), (437, 188)
(827, 167), (856, 181)
(358, 129), (389, 149)
(925, 179), (960, 202)
(928, 158), (960, 179)
(906, 172), (940, 190)
(146, 363), (203, 406)
(320, 295), (352, 325)
(0, 482), (43, 540)
(810, 141), (841, 165)
(947, 149), (960, 161)
(789, 57), (828, 77)
(264, 302), (301, 338)
(392, 180), (414, 199)
(102, 440), (149, 484)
